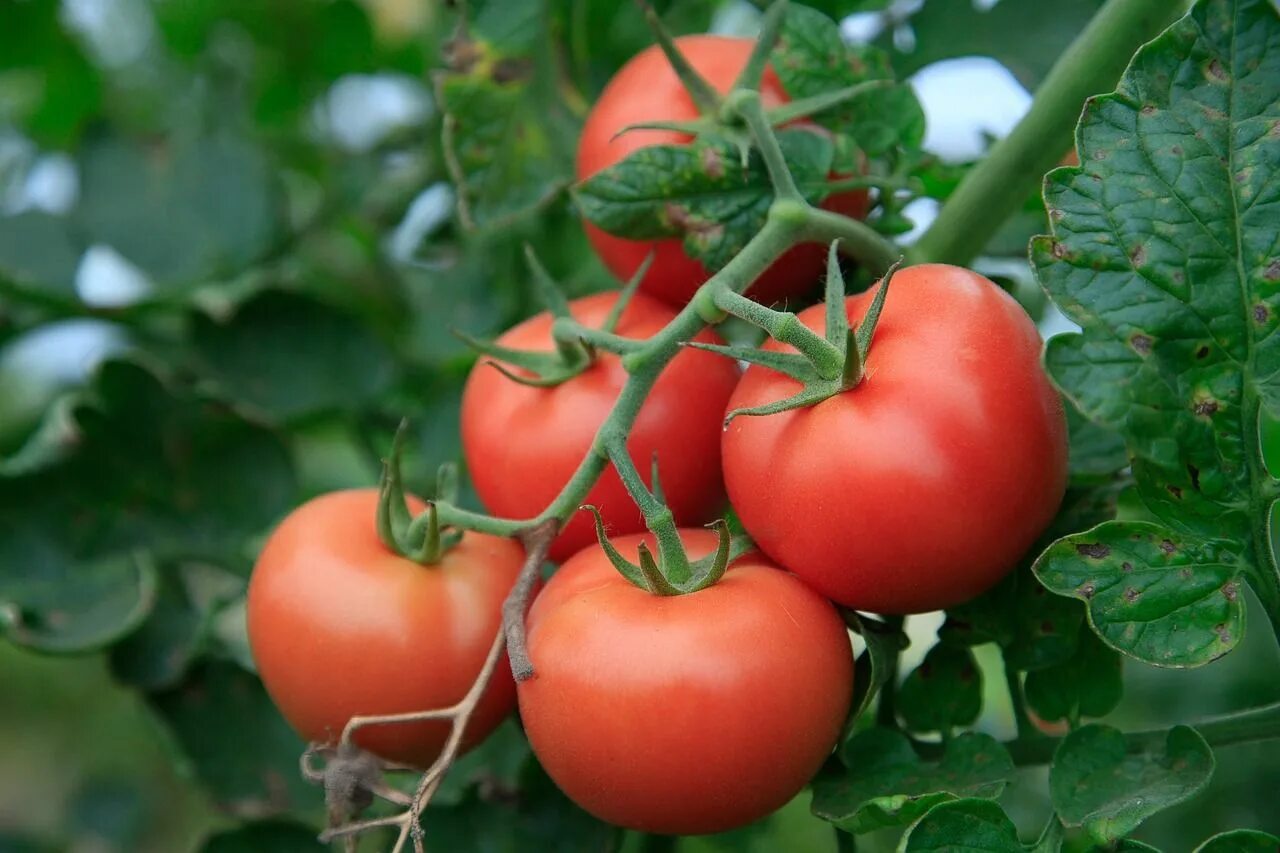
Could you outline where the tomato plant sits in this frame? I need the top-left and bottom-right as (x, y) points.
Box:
(723, 263), (1068, 614)
(460, 290), (740, 562)
(577, 35), (869, 306)
(518, 528), (853, 834)
(246, 489), (525, 767)
(5, 1), (1280, 852)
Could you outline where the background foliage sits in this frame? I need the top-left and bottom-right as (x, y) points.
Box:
(2, 0), (1278, 850)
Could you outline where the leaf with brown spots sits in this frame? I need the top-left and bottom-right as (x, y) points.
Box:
(898, 644), (983, 734)
(1034, 521), (1244, 666)
(1050, 724), (1213, 844)
(1032, 0), (1280, 663)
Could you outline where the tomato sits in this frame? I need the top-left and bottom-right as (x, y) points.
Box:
(518, 528), (853, 834)
(722, 263), (1068, 615)
(577, 35), (869, 307)
(460, 291), (740, 562)
(246, 489), (524, 767)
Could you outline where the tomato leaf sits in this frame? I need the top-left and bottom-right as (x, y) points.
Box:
(1049, 724), (1214, 844)
(1067, 404), (1130, 485)
(898, 644), (982, 735)
(199, 820), (326, 853)
(812, 728), (1013, 834)
(423, 758), (619, 852)
(1024, 627), (1123, 723)
(191, 291), (398, 424)
(574, 130), (832, 272)
(772, 4), (924, 160)
(1036, 523), (1244, 666)
(898, 798), (1023, 853)
(844, 611), (909, 726)
(1032, 0), (1280, 667)
(149, 661), (321, 818)
(1194, 829), (1280, 852)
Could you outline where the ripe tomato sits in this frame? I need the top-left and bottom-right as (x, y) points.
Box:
(460, 291), (740, 562)
(518, 528), (853, 834)
(723, 264), (1068, 615)
(577, 35), (869, 307)
(246, 489), (524, 767)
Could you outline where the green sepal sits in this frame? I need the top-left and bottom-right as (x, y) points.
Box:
(724, 380), (841, 425)
(582, 506), (741, 596)
(728, 0), (788, 96)
(640, 2), (722, 115)
(523, 244), (573, 320)
(600, 251), (653, 334)
(376, 419), (414, 555)
(684, 341), (819, 383)
(765, 80), (896, 128)
(611, 119), (712, 140)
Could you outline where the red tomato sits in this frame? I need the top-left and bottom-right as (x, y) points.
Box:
(246, 489), (524, 767)
(460, 291), (740, 562)
(723, 264), (1068, 615)
(518, 528), (853, 834)
(577, 35), (869, 307)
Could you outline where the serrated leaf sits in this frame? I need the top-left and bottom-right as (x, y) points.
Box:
(1024, 626), (1123, 723)
(575, 130), (831, 271)
(150, 661), (321, 818)
(1032, 0), (1280, 666)
(898, 798), (1022, 852)
(1049, 724), (1214, 844)
(813, 729), (1013, 834)
(1035, 521), (1244, 666)
(199, 820), (325, 853)
(1194, 829), (1280, 852)
(191, 291), (397, 423)
(898, 644), (982, 734)
(773, 4), (923, 160)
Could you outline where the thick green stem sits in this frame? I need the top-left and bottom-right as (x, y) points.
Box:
(1000, 702), (1280, 767)
(729, 90), (804, 202)
(909, 0), (1187, 267)
(551, 317), (644, 356)
(803, 207), (900, 274)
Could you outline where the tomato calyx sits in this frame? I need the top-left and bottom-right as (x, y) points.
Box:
(584, 446), (750, 596)
(455, 246), (651, 388)
(693, 246), (903, 423)
(376, 421), (463, 564)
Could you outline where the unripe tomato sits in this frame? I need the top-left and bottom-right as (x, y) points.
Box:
(518, 529), (853, 834)
(723, 264), (1068, 614)
(247, 489), (524, 767)
(460, 291), (740, 562)
(577, 35), (869, 307)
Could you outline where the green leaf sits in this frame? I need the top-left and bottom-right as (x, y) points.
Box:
(0, 0), (101, 145)
(1067, 403), (1130, 485)
(1194, 829), (1280, 852)
(812, 728), (1013, 834)
(885, 0), (1107, 91)
(423, 758), (619, 852)
(1032, 0), (1280, 666)
(845, 611), (909, 726)
(1024, 626), (1123, 723)
(74, 132), (283, 292)
(898, 644), (982, 734)
(1035, 522), (1244, 666)
(0, 550), (157, 653)
(199, 820), (325, 853)
(574, 130), (832, 271)
(772, 4), (923, 160)
(0, 212), (81, 298)
(898, 798), (1022, 853)
(149, 661), (321, 818)
(109, 563), (244, 690)
(191, 291), (398, 423)
(1049, 724), (1214, 844)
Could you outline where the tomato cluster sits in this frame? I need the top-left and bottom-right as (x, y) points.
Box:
(246, 33), (1068, 839)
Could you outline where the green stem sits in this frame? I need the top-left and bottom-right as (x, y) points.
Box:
(1003, 658), (1037, 743)
(803, 207), (900, 274)
(875, 615), (905, 727)
(834, 828), (857, 853)
(551, 317), (645, 356)
(1001, 702), (1280, 766)
(909, 0), (1186, 267)
(713, 287), (844, 380)
(729, 90), (804, 202)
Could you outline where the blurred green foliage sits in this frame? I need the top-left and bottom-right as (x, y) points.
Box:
(1, 0), (1277, 850)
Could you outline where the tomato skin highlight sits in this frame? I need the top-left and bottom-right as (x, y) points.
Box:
(723, 263), (1068, 615)
(518, 529), (853, 834)
(460, 291), (740, 562)
(577, 35), (869, 307)
(246, 489), (524, 767)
